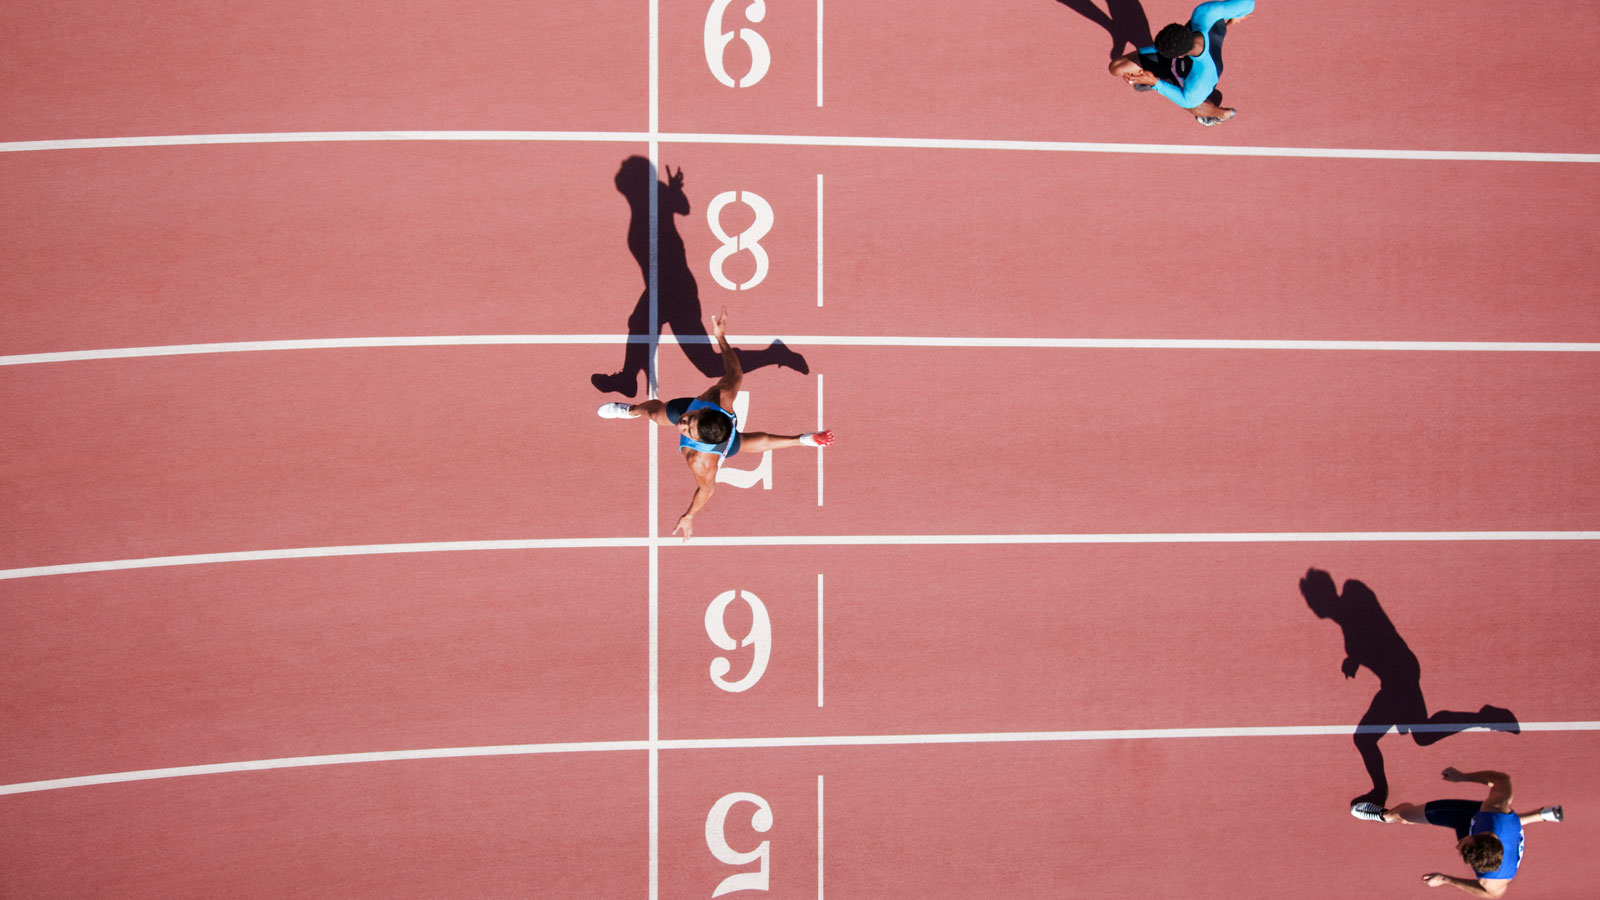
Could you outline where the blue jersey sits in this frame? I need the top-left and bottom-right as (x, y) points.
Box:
(678, 398), (740, 458)
(1143, 0), (1255, 109)
(1470, 810), (1524, 879)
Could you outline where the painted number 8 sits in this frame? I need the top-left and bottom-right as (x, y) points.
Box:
(707, 191), (774, 291)
(706, 589), (772, 693)
(704, 0), (771, 88)
(706, 792), (773, 897)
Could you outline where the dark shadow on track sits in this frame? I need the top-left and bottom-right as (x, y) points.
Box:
(592, 157), (808, 398)
(1299, 568), (1519, 808)
(1052, 0), (1153, 59)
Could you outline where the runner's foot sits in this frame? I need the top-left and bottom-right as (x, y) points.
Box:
(597, 402), (636, 419)
(799, 430), (834, 447)
(1539, 806), (1563, 822)
(1351, 802), (1387, 822)
(1197, 108), (1237, 126)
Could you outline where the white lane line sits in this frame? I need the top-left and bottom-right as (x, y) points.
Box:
(7, 720), (1594, 796)
(649, 4), (661, 897)
(817, 774), (825, 900)
(7, 532), (1597, 581)
(0, 740), (651, 795)
(816, 0), (824, 107)
(816, 373), (825, 507)
(816, 173), (824, 307)
(0, 539), (651, 580)
(0, 131), (650, 152)
(9, 335), (1600, 366)
(817, 573), (825, 708)
(5, 130), (1597, 163)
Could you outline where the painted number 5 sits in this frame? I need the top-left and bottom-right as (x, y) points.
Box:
(705, 0), (771, 88)
(706, 589), (772, 693)
(706, 792), (773, 897)
(708, 190), (774, 291)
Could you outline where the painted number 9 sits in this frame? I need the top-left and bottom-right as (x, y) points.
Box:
(706, 791), (773, 897)
(705, 0), (771, 88)
(706, 589), (772, 693)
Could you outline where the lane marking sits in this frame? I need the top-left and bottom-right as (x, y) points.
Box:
(816, 0), (824, 107)
(816, 173), (824, 307)
(817, 573), (825, 708)
(648, 4), (661, 896)
(816, 373), (825, 507)
(7, 532), (1597, 581)
(5, 130), (1598, 163)
(9, 335), (1600, 366)
(817, 774), (825, 900)
(7, 720), (1593, 796)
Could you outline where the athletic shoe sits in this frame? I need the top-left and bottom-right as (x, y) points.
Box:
(1133, 83), (1155, 92)
(800, 430), (834, 448)
(1197, 109), (1238, 127)
(597, 402), (635, 419)
(1351, 802), (1387, 822)
(1539, 806), (1563, 822)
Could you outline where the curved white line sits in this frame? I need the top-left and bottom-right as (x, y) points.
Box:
(5, 532), (1597, 581)
(6, 721), (1594, 796)
(6, 334), (1600, 366)
(1, 130), (1595, 163)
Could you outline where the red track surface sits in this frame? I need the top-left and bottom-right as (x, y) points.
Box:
(3, 2), (1598, 898)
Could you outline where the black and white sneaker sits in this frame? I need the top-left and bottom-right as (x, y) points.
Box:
(1539, 806), (1563, 822)
(1351, 802), (1387, 822)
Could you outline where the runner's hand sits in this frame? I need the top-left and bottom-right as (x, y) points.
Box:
(674, 514), (694, 541)
(1422, 874), (1449, 888)
(1126, 70), (1157, 86)
(712, 307), (728, 343)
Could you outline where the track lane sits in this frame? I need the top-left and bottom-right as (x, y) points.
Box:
(0, 0), (646, 141)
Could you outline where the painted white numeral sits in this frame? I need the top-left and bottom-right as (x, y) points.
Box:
(706, 589), (772, 693)
(708, 191), (774, 291)
(716, 391), (773, 489)
(705, 0), (771, 88)
(706, 792), (773, 897)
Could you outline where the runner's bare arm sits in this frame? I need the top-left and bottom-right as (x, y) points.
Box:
(702, 308), (742, 406)
(1421, 873), (1507, 897)
(674, 453), (719, 540)
(1442, 768), (1513, 812)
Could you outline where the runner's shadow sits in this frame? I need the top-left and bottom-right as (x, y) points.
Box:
(1052, 0), (1153, 59)
(1299, 568), (1519, 808)
(591, 157), (808, 398)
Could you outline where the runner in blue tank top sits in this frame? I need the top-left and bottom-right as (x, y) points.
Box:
(1352, 767), (1565, 897)
(1108, 0), (1255, 125)
(597, 309), (833, 540)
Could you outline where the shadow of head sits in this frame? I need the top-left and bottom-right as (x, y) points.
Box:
(615, 156), (654, 202)
(1300, 567), (1340, 619)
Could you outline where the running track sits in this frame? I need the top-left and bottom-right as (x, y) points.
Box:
(3, 2), (1598, 898)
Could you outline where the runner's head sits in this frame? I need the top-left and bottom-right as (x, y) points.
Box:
(1155, 23), (1200, 58)
(1457, 834), (1504, 874)
(684, 409), (733, 446)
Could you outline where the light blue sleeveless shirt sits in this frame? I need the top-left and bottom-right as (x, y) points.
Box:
(678, 398), (739, 458)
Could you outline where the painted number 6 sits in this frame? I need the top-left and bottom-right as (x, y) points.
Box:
(704, 0), (771, 88)
(705, 792), (773, 897)
(706, 589), (772, 693)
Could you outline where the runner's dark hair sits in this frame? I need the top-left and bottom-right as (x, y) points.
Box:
(698, 410), (733, 445)
(1459, 834), (1504, 874)
(1155, 23), (1197, 58)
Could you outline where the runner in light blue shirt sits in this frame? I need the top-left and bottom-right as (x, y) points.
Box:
(1109, 0), (1255, 125)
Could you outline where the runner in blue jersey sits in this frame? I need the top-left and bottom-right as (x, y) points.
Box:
(1108, 0), (1255, 125)
(1352, 767), (1565, 897)
(597, 309), (833, 540)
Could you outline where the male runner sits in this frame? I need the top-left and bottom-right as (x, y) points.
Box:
(597, 310), (832, 540)
(1108, 0), (1254, 125)
(1352, 767), (1564, 897)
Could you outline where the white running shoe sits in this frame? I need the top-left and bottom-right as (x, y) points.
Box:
(1351, 802), (1387, 822)
(597, 402), (634, 419)
(1539, 805), (1563, 822)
